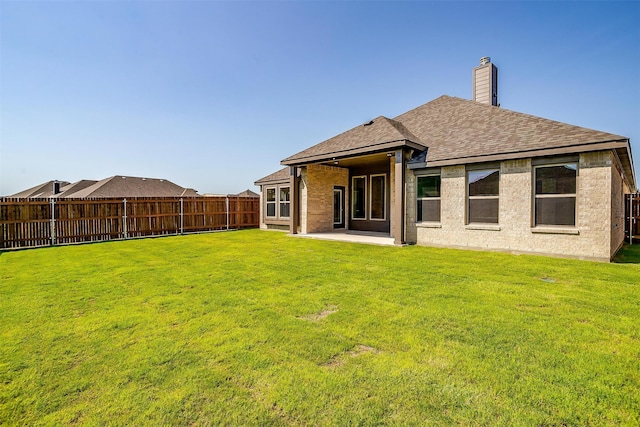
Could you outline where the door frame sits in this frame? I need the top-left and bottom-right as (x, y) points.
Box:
(333, 186), (345, 229)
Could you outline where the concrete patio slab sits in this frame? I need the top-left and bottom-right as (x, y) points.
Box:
(293, 230), (396, 246)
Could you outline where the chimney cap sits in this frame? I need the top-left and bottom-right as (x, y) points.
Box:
(480, 56), (491, 65)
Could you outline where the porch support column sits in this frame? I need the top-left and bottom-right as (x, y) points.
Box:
(393, 149), (405, 245)
(290, 166), (298, 234)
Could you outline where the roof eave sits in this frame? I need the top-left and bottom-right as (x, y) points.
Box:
(281, 139), (426, 167)
(420, 139), (635, 189)
(254, 177), (290, 186)
(614, 140), (636, 191)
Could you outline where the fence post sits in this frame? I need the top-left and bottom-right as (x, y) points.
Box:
(123, 198), (128, 239)
(632, 194), (636, 245)
(226, 196), (230, 230)
(180, 198), (184, 234)
(50, 198), (56, 246)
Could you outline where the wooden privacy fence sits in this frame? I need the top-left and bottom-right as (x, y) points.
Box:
(626, 193), (639, 244)
(0, 196), (260, 249)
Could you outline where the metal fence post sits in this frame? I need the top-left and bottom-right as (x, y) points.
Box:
(632, 194), (636, 245)
(50, 198), (56, 246)
(631, 193), (636, 245)
(123, 198), (128, 239)
(180, 198), (184, 234)
(226, 196), (230, 230)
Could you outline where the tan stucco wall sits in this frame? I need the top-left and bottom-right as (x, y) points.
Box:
(408, 151), (619, 261)
(303, 164), (349, 233)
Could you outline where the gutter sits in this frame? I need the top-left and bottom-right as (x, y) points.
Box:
(281, 139), (426, 167)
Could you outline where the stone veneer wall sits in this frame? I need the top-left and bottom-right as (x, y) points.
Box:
(303, 164), (349, 233)
(299, 169), (307, 234)
(259, 186), (266, 230)
(389, 156), (396, 240)
(610, 157), (626, 255)
(407, 151), (618, 261)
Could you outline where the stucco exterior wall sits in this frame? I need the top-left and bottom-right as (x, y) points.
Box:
(304, 164), (349, 233)
(409, 151), (618, 261)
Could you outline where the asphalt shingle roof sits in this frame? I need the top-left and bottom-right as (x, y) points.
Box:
(255, 167), (290, 185)
(281, 116), (425, 165)
(69, 176), (195, 198)
(9, 176), (199, 198)
(394, 95), (627, 164)
(8, 180), (70, 198)
(277, 95), (634, 187)
(281, 95), (628, 165)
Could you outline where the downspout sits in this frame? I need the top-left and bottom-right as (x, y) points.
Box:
(290, 166), (298, 234)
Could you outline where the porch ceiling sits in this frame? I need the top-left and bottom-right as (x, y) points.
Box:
(318, 152), (391, 169)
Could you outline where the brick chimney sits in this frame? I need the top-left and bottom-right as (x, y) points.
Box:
(472, 56), (498, 106)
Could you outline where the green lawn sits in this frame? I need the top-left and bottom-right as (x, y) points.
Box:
(1, 230), (639, 426)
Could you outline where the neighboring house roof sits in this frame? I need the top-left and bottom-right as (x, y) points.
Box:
(52, 180), (98, 198)
(279, 95), (635, 189)
(233, 189), (259, 197)
(180, 188), (200, 197)
(8, 180), (70, 198)
(10, 176), (199, 198)
(255, 167), (290, 185)
(66, 176), (197, 198)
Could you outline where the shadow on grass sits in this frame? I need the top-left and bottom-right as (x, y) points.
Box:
(614, 244), (640, 264)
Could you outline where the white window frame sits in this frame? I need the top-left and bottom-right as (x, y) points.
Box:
(265, 187), (277, 219)
(279, 186), (291, 219)
(265, 185), (290, 220)
(369, 174), (386, 221)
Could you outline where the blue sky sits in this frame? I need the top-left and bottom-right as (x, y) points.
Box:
(1, 1), (638, 195)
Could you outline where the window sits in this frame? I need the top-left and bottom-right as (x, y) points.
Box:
(265, 185), (290, 220)
(534, 163), (577, 226)
(279, 186), (290, 218)
(352, 176), (366, 219)
(417, 175), (441, 222)
(370, 175), (386, 220)
(468, 169), (499, 224)
(266, 188), (276, 218)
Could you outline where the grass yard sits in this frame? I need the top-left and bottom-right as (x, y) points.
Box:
(1, 230), (639, 426)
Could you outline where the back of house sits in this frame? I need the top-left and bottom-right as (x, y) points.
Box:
(256, 58), (635, 261)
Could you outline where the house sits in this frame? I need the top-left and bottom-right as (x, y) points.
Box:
(255, 57), (636, 261)
(9, 176), (199, 198)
